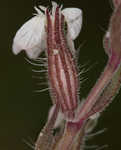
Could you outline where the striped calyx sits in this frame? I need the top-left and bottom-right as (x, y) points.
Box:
(46, 5), (79, 120)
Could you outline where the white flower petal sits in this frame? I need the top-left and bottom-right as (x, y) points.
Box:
(62, 8), (82, 40)
(66, 32), (76, 55)
(12, 15), (46, 59)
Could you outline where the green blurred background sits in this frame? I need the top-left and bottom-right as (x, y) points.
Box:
(1, 0), (121, 149)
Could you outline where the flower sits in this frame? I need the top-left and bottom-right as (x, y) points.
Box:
(12, 1), (82, 59)
(12, 1), (83, 121)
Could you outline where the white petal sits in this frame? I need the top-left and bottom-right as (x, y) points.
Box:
(12, 15), (46, 59)
(62, 8), (82, 40)
(66, 32), (76, 55)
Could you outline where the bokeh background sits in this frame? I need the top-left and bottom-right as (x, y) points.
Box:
(1, 0), (121, 150)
